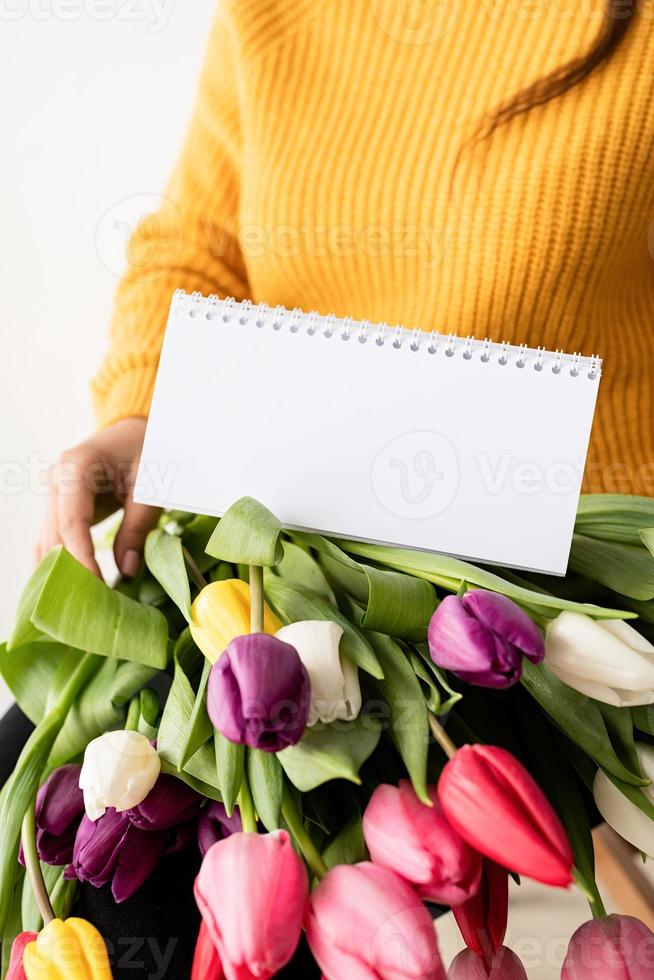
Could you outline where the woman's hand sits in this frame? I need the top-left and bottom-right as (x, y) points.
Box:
(35, 418), (160, 579)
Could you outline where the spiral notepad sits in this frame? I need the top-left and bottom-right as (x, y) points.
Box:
(136, 292), (602, 574)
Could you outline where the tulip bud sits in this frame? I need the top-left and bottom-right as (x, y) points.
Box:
(593, 744), (654, 858)
(207, 633), (310, 751)
(453, 861), (508, 969)
(198, 802), (243, 857)
(438, 745), (573, 887)
(190, 579), (283, 664)
(276, 620), (361, 725)
(545, 613), (654, 707)
(428, 591), (544, 689)
(22, 918), (112, 980)
(7, 932), (37, 980)
(80, 729), (160, 821)
(194, 830), (308, 980)
(448, 947), (527, 979)
(306, 861), (446, 980)
(363, 780), (481, 906)
(562, 914), (654, 979)
(191, 920), (224, 980)
(18, 765), (84, 866)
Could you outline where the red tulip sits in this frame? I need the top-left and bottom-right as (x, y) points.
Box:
(438, 745), (573, 887)
(448, 947), (527, 978)
(453, 861), (508, 970)
(7, 932), (37, 980)
(562, 914), (654, 978)
(363, 781), (481, 906)
(194, 831), (308, 980)
(192, 920), (224, 980)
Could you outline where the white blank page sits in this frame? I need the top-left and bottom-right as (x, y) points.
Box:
(135, 293), (602, 574)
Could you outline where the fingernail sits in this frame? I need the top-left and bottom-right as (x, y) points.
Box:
(121, 549), (141, 578)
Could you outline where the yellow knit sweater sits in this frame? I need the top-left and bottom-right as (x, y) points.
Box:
(92, 0), (654, 495)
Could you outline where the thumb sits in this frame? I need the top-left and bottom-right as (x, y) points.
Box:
(114, 496), (161, 577)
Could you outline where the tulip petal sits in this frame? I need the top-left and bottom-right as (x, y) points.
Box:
(429, 597), (501, 673)
(80, 730), (160, 821)
(276, 621), (361, 725)
(462, 591), (544, 663)
(562, 914), (654, 979)
(111, 825), (166, 902)
(593, 768), (654, 859)
(547, 664), (654, 708)
(127, 773), (202, 831)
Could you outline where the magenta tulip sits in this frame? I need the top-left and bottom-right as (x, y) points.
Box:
(363, 781), (481, 906)
(19, 765), (84, 866)
(438, 745), (573, 888)
(198, 802), (243, 857)
(562, 915), (654, 978)
(448, 947), (527, 978)
(194, 830), (308, 980)
(207, 633), (310, 751)
(428, 591), (544, 689)
(66, 773), (202, 901)
(306, 861), (446, 980)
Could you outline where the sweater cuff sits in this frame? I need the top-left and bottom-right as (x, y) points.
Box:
(91, 362), (159, 429)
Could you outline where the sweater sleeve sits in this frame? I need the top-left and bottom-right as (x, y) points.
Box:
(91, 12), (248, 427)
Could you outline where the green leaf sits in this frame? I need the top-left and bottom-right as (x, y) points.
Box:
(264, 576), (383, 679)
(275, 541), (336, 604)
(214, 732), (244, 815)
(576, 494), (654, 526)
(248, 750), (283, 831)
(0, 640), (80, 724)
(179, 659), (213, 768)
(604, 770), (654, 822)
(1, 867), (24, 980)
(521, 661), (649, 786)
(597, 703), (642, 778)
(568, 535), (654, 601)
(50, 655), (156, 766)
(278, 715), (381, 792)
(158, 645), (204, 770)
(0, 653), (96, 934)
(145, 528), (192, 622)
(160, 759), (222, 801)
(640, 529), (654, 560)
(632, 705), (654, 736)
(406, 646), (462, 716)
(322, 814), (367, 869)
(8, 549), (60, 649)
(336, 539), (634, 620)
(362, 624), (429, 803)
(10, 547), (168, 668)
(206, 497), (283, 566)
(295, 533), (436, 640)
(181, 515), (220, 573)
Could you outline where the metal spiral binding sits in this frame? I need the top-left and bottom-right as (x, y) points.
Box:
(173, 292), (601, 379)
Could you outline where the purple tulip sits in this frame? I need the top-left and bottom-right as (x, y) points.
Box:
(19, 765), (85, 866)
(197, 802), (242, 857)
(65, 774), (202, 902)
(427, 590), (544, 689)
(207, 633), (310, 751)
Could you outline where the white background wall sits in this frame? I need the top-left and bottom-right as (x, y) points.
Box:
(0, 0), (216, 711)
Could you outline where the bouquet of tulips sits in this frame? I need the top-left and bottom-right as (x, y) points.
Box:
(3, 493), (654, 979)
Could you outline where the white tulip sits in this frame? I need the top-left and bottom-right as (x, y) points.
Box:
(80, 729), (161, 821)
(276, 620), (361, 726)
(594, 744), (654, 858)
(544, 612), (654, 707)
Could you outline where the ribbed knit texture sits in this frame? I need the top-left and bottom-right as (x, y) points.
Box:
(92, 0), (654, 494)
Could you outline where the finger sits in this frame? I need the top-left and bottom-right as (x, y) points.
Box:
(114, 496), (161, 577)
(35, 487), (62, 565)
(55, 452), (103, 578)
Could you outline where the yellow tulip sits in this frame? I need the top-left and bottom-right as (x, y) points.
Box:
(23, 918), (112, 979)
(190, 579), (283, 663)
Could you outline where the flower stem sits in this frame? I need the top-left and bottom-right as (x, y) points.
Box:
(237, 777), (258, 834)
(428, 713), (458, 759)
(21, 800), (54, 926)
(125, 696), (140, 732)
(281, 784), (328, 880)
(249, 565), (264, 633)
(183, 546), (208, 591)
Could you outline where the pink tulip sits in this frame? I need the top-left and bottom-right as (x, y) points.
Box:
(194, 831), (308, 980)
(562, 915), (654, 978)
(448, 947), (527, 978)
(306, 861), (446, 980)
(7, 932), (37, 980)
(192, 920), (224, 980)
(363, 781), (482, 906)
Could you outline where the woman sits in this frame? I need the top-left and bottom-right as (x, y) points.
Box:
(23, 0), (654, 972)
